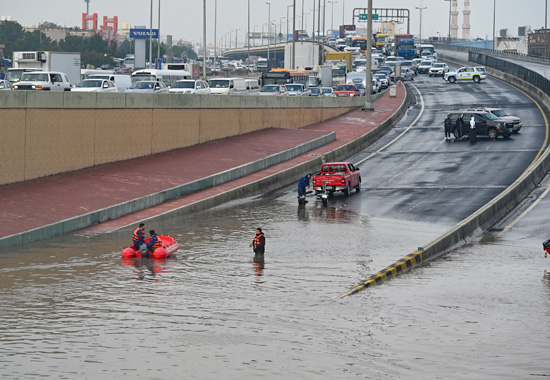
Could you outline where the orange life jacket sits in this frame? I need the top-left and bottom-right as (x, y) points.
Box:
(132, 228), (143, 241)
(151, 235), (163, 248)
(253, 233), (265, 248)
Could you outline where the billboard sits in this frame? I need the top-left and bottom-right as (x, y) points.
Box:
(130, 29), (159, 39)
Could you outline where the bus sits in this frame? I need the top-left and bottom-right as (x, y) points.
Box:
(260, 69), (309, 87)
(131, 69), (192, 87)
(351, 37), (368, 55)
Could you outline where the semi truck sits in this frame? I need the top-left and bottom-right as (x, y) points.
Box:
(393, 34), (415, 59)
(12, 51), (81, 85)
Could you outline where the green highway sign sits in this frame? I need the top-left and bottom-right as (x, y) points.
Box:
(359, 13), (379, 21)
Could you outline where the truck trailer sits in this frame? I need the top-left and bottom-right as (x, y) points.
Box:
(12, 51), (81, 85)
(393, 34), (415, 59)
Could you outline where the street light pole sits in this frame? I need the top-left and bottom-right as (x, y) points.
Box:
(416, 5), (427, 43)
(287, 5), (293, 41)
(202, 0), (206, 77)
(157, 0), (161, 68)
(266, 2), (271, 59)
(214, 0), (217, 71)
(342, 0), (345, 26)
(444, 0), (451, 43)
(493, 0), (497, 50)
(247, 0), (250, 66)
(329, 1), (336, 34)
(364, 0), (373, 110)
(149, 0), (153, 68)
(292, 0), (296, 68)
(235, 29), (239, 48)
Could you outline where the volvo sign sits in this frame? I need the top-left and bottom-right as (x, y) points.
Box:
(130, 29), (159, 39)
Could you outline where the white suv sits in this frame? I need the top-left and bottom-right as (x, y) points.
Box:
(12, 71), (72, 91)
(444, 66), (487, 83)
(169, 79), (211, 94)
(428, 62), (449, 77)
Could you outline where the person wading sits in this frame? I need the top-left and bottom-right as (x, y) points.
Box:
(250, 228), (266, 255)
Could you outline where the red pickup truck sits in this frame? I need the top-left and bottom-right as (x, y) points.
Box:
(312, 162), (361, 197)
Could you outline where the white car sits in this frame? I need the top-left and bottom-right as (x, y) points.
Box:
(320, 87), (335, 97)
(125, 81), (169, 93)
(0, 79), (12, 90)
(284, 84), (311, 96)
(444, 66), (487, 83)
(259, 85), (288, 96)
(428, 63), (449, 77)
(12, 71), (72, 91)
(72, 79), (118, 92)
(169, 79), (211, 94)
(374, 73), (389, 89)
(400, 68), (415, 81)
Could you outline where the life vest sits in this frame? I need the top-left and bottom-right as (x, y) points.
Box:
(253, 233), (265, 248)
(132, 228), (142, 241)
(151, 235), (163, 248)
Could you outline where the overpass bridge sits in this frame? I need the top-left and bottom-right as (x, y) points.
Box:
(220, 40), (340, 62)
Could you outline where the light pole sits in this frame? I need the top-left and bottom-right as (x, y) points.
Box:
(342, 0), (345, 26)
(292, 0), (296, 69)
(235, 29), (239, 48)
(266, 2), (271, 59)
(416, 4), (427, 42)
(444, 0), (451, 42)
(328, 1), (337, 34)
(214, 0), (217, 71)
(493, 0), (497, 50)
(202, 0), (206, 77)
(280, 17), (286, 42)
(364, 0), (373, 111)
(287, 5), (293, 41)
(149, 0), (153, 68)
(247, 0), (250, 66)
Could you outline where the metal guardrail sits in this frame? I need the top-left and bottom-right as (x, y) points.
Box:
(468, 51), (550, 97)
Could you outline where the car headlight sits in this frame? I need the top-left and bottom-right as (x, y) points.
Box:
(13, 85), (18, 89)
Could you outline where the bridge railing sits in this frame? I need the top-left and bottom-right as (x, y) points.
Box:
(468, 51), (550, 97)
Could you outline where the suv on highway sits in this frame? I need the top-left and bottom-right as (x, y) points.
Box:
(444, 66), (487, 83)
(12, 71), (72, 91)
(417, 60), (433, 74)
(466, 107), (522, 133)
(428, 62), (449, 77)
(449, 111), (514, 139)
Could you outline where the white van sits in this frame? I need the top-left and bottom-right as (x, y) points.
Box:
(244, 78), (260, 93)
(87, 74), (132, 92)
(209, 77), (247, 95)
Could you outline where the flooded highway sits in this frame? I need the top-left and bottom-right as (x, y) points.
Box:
(1, 71), (550, 378)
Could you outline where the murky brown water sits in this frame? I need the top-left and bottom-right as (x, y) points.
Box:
(1, 192), (548, 379)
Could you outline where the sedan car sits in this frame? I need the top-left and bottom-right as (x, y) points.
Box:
(428, 62), (450, 77)
(0, 79), (12, 90)
(334, 84), (360, 97)
(169, 79), (210, 94)
(125, 81), (169, 93)
(259, 84), (288, 96)
(72, 79), (118, 92)
(309, 87), (322, 97)
(320, 87), (335, 97)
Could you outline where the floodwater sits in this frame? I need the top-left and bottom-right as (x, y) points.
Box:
(1, 193), (549, 379)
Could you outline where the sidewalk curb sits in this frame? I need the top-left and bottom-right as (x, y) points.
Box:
(1, 130), (337, 248)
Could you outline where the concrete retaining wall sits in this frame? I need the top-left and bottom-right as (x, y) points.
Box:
(0, 92), (376, 186)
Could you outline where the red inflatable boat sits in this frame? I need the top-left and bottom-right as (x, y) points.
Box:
(121, 235), (179, 259)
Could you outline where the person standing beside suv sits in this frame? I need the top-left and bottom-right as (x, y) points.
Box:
(444, 114), (452, 141)
(469, 116), (477, 144)
(455, 114), (464, 140)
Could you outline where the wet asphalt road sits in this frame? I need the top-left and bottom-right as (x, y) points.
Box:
(0, 69), (549, 378)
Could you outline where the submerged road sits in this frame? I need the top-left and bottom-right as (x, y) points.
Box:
(0, 69), (549, 378)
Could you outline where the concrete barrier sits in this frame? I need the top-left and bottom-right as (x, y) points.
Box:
(0, 92), (380, 186)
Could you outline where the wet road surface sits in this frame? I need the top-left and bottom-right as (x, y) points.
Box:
(1, 70), (549, 378)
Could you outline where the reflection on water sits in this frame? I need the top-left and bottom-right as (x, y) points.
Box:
(0, 195), (548, 378)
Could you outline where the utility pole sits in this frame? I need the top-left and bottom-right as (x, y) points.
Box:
(266, 2), (271, 59)
(202, 0), (206, 77)
(292, 0), (296, 68)
(157, 0), (161, 68)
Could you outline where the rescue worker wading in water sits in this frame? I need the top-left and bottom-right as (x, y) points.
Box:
(250, 228), (266, 255)
(132, 223), (148, 256)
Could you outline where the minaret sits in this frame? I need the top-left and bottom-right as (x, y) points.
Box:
(450, 0), (459, 39)
(462, 0), (471, 39)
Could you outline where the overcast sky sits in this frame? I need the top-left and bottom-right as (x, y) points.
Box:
(2, 0), (548, 44)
